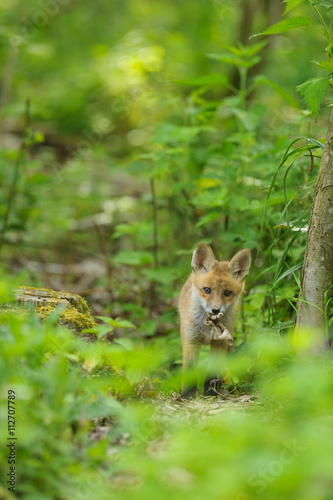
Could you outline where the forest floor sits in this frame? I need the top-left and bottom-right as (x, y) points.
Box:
(92, 393), (259, 445)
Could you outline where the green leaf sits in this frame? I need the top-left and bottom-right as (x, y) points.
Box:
(26, 172), (49, 185)
(177, 73), (228, 86)
(85, 395), (122, 419)
(196, 211), (222, 228)
(208, 52), (261, 69)
(283, 0), (306, 13)
(114, 338), (133, 351)
(192, 188), (228, 209)
(112, 223), (136, 239)
(141, 319), (158, 336)
(142, 267), (175, 285)
(312, 0), (333, 7)
(296, 76), (330, 115)
(95, 324), (114, 339)
(97, 316), (135, 329)
(65, 353), (79, 363)
(326, 41), (333, 58)
(317, 60), (333, 71)
(243, 41), (268, 57)
(154, 124), (214, 145)
(116, 319), (136, 329)
(222, 41), (268, 58)
(272, 262), (304, 287)
(97, 315), (115, 325)
(251, 17), (312, 37)
(81, 327), (99, 333)
(256, 76), (299, 109)
(246, 292), (266, 309)
(232, 104), (266, 132)
(126, 368), (143, 385)
(33, 131), (45, 143)
(113, 249), (153, 266)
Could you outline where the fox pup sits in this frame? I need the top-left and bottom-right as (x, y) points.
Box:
(179, 242), (251, 398)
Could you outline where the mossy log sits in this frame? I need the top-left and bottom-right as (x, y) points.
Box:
(15, 286), (96, 335)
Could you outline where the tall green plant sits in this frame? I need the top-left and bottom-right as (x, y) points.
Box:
(253, 0), (333, 117)
(253, 0), (333, 331)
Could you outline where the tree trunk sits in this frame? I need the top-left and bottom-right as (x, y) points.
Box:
(296, 109), (333, 329)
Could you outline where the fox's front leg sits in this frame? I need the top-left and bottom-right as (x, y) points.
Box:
(181, 340), (200, 398)
(203, 341), (229, 396)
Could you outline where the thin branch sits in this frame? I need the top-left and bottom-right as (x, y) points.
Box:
(150, 177), (159, 267)
(0, 99), (30, 258)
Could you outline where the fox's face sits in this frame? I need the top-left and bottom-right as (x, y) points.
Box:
(191, 242), (251, 316)
(192, 262), (244, 315)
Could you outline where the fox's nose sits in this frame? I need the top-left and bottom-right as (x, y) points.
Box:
(212, 308), (220, 314)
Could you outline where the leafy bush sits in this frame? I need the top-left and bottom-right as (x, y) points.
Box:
(1, 278), (333, 499)
(1, 1), (333, 498)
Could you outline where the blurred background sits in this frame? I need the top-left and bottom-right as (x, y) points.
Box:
(2, 3), (333, 500)
(0, 0), (330, 337)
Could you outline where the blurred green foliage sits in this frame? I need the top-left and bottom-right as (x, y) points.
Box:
(1, 0), (333, 498)
(1, 0), (332, 335)
(1, 283), (333, 499)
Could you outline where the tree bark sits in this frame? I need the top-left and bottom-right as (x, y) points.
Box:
(296, 109), (333, 329)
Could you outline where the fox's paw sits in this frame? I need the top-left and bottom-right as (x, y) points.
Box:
(180, 385), (197, 399)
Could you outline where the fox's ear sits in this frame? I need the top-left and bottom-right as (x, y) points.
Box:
(228, 249), (251, 280)
(191, 242), (216, 273)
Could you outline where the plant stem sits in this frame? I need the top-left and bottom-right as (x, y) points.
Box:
(0, 99), (30, 258)
(149, 177), (159, 310)
(312, 3), (330, 42)
(93, 220), (114, 303)
(137, 267), (143, 309)
(239, 67), (247, 110)
(150, 177), (159, 267)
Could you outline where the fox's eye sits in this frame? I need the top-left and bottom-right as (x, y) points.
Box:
(224, 290), (232, 297)
(203, 287), (211, 294)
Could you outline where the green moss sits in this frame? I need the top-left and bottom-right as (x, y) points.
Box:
(36, 302), (95, 334)
(36, 299), (69, 315)
(18, 287), (91, 315)
(101, 354), (126, 377)
(15, 286), (96, 335)
(59, 305), (95, 333)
